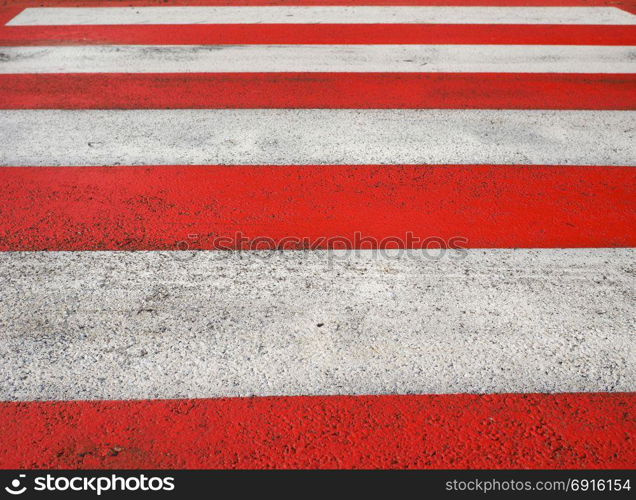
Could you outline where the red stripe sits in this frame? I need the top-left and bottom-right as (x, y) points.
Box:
(2, 73), (634, 109)
(1, 393), (633, 469)
(0, 7), (22, 25)
(0, 165), (634, 251)
(2, 24), (634, 46)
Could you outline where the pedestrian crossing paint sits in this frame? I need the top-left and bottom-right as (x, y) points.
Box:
(8, 6), (636, 26)
(1, 249), (633, 400)
(0, 0), (634, 470)
(2, 44), (635, 74)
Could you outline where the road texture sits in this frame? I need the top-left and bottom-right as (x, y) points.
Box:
(0, 0), (634, 470)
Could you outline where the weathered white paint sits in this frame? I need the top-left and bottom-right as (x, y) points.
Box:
(1, 249), (633, 401)
(1, 45), (635, 74)
(8, 6), (636, 26)
(1, 109), (633, 167)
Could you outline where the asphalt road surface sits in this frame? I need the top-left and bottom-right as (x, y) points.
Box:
(0, 1), (634, 470)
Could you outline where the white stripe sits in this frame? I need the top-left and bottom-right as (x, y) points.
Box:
(1, 45), (634, 74)
(1, 249), (633, 401)
(7, 6), (636, 26)
(1, 109), (633, 167)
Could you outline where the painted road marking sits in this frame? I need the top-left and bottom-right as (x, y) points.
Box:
(1, 109), (633, 166)
(1, 73), (635, 110)
(3, 24), (634, 46)
(0, 0), (634, 471)
(8, 6), (636, 26)
(1, 165), (634, 250)
(1, 394), (633, 469)
(1, 44), (635, 74)
(1, 249), (633, 400)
